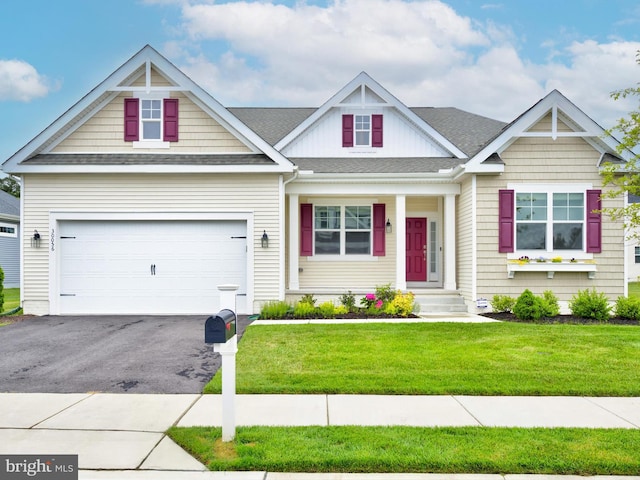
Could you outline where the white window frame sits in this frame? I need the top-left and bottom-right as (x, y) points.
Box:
(508, 183), (593, 260)
(0, 222), (17, 238)
(310, 201), (376, 261)
(133, 91), (169, 149)
(354, 114), (371, 147)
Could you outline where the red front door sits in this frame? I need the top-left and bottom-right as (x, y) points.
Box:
(406, 217), (427, 282)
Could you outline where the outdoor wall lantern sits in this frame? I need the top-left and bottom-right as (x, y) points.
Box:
(31, 229), (41, 248)
(385, 219), (392, 234)
(261, 230), (269, 248)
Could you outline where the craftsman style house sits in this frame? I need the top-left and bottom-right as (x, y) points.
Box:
(2, 45), (627, 315)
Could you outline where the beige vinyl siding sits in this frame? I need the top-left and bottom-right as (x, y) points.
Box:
(456, 176), (474, 304)
(297, 196), (396, 290)
(406, 197), (439, 212)
(475, 135), (624, 304)
(526, 113), (576, 133)
(52, 92), (250, 153)
(21, 173), (280, 314)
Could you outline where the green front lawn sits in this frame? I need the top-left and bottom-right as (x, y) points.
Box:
(204, 322), (640, 396)
(3, 288), (20, 312)
(167, 426), (640, 474)
(182, 303), (640, 474)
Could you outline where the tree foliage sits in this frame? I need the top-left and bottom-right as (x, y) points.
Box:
(0, 176), (20, 198)
(601, 51), (640, 237)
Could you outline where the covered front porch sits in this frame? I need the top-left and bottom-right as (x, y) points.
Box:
(284, 182), (460, 295)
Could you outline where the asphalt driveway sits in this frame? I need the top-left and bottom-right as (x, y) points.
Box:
(0, 315), (252, 394)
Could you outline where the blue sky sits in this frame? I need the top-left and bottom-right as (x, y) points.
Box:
(2, 0), (640, 163)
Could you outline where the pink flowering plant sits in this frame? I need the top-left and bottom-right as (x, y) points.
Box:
(360, 284), (399, 313)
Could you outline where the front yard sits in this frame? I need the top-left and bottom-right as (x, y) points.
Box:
(168, 320), (640, 474)
(204, 322), (640, 396)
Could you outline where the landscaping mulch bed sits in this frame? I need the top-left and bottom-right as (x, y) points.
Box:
(481, 312), (640, 326)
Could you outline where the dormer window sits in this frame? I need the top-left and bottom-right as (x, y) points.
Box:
(141, 99), (162, 140)
(124, 97), (179, 144)
(355, 115), (371, 146)
(342, 114), (383, 148)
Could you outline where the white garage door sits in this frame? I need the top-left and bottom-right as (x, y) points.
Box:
(58, 220), (247, 314)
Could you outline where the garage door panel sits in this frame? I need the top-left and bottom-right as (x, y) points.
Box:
(58, 220), (247, 314)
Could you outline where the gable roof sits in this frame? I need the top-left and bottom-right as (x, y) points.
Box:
(229, 106), (506, 159)
(465, 89), (626, 173)
(273, 72), (467, 159)
(3, 45), (294, 174)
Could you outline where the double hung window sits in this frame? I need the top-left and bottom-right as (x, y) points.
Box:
(515, 191), (584, 251)
(314, 205), (372, 255)
(141, 99), (162, 140)
(354, 115), (371, 146)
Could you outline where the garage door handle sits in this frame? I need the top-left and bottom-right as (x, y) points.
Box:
(151, 264), (156, 276)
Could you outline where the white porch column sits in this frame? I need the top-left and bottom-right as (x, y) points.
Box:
(288, 194), (300, 290)
(395, 194), (407, 291)
(443, 193), (457, 290)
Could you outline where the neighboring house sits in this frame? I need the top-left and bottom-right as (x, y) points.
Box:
(626, 194), (640, 282)
(0, 189), (20, 289)
(1, 45), (629, 315)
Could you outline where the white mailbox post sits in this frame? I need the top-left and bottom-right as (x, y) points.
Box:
(214, 284), (239, 442)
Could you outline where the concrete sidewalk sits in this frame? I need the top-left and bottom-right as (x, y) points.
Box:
(1, 392), (639, 479)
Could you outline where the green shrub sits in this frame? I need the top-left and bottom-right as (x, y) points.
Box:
(260, 300), (291, 319)
(317, 301), (336, 318)
(374, 283), (396, 303)
(334, 305), (349, 316)
(513, 289), (544, 321)
(338, 291), (357, 312)
(540, 290), (560, 317)
(614, 296), (640, 320)
(299, 293), (317, 306)
(383, 291), (415, 317)
(569, 288), (611, 322)
(293, 301), (317, 318)
(490, 294), (515, 313)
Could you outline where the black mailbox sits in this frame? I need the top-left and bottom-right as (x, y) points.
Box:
(205, 309), (237, 344)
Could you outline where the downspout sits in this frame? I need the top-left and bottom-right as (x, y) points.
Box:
(279, 167), (299, 300)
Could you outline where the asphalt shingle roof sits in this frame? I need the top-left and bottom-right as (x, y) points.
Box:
(228, 106), (507, 158)
(292, 157), (464, 174)
(0, 190), (19, 217)
(22, 153), (275, 166)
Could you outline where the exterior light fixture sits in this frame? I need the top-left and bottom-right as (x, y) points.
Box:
(31, 229), (41, 248)
(385, 219), (392, 233)
(261, 230), (269, 248)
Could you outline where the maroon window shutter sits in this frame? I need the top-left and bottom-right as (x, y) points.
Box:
(300, 203), (313, 256)
(586, 189), (602, 253)
(163, 98), (179, 142)
(498, 190), (514, 253)
(372, 114), (383, 147)
(373, 203), (386, 256)
(124, 98), (139, 142)
(342, 114), (354, 147)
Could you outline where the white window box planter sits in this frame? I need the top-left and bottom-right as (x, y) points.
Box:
(507, 261), (596, 279)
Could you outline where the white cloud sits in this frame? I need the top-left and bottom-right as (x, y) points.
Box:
(530, 40), (640, 128)
(163, 0), (640, 128)
(0, 59), (53, 102)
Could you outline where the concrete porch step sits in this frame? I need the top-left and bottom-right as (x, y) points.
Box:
(414, 293), (468, 314)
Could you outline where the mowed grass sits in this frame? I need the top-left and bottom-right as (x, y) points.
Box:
(167, 425), (640, 474)
(204, 322), (640, 396)
(3, 288), (20, 311)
